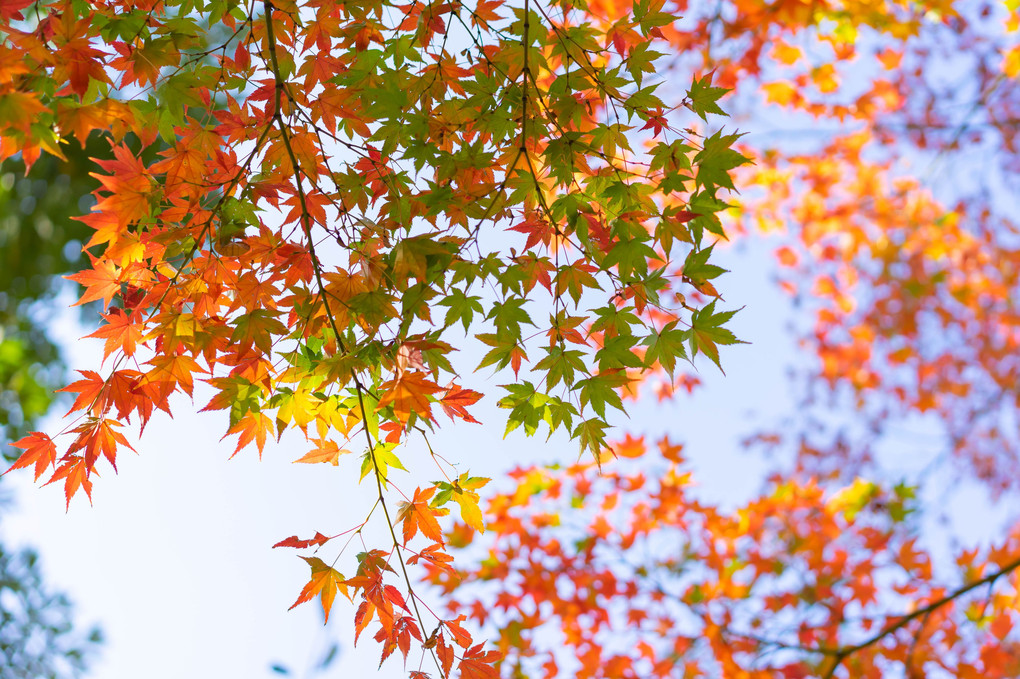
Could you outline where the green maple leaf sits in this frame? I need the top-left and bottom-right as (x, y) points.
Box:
(694, 131), (750, 192)
(590, 304), (642, 337)
(687, 72), (729, 121)
(534, 345), (588, 389)
(576, 372), (627, 419)
(643, 321), (689, 378)
(486, 297), (534, 337)
(625, 43), (664, 87)
(689, 301), (745, 372)
(497, 382), (546, 437)
(682, 245), (728, 283)
(574, 418), (610, 460)
(359, 442), (407, 482)
(595, 334), (643, 371)
(603, 236), (658, 280)
(439, 289), (484, 333)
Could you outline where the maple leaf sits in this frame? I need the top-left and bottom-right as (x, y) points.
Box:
(439, 386), (483, 424)
(406, 542), (455, 573)
(476, 334), (529, 379)
(44, 456), (94, 510)
(273, 532), (331, 549)
(65, 255), (121, 308)
(223, 411), (274, 458)
(293, 439), (351, 465)
(397, 486), (448, 544)
(58, 370), (107, 416)
(642, 321), (689, 378)
(694, 131), (750, 192)
(374, 615), (422, 666)
(5, 432), (58, 481)
(274, 388), (322, 431)
(87, 308), (146, 359)
(105, 370), (146, 422)
(686, 72), (729, 121)
(0, 0), (34, 21)
(689, 301), (746, 372)
(434, 473), (489, 533)
(472, 0), (503, 27)
(434, 632), (456, 678)
(640, 108), (670, 137)
(58, 100), (133, 143)
(143, 354), (202, 397)
(377, 371), (443, 425)
(359, 443), (408, 482)
(231, 309), (287, 354)
(65, 418), (136, 472)
(353, 599), (377, 646)
(111, 38), (181, 89)
(508, 214), (554, 250)
(288, 556), (349, 622)
(458, 643), (501, 679)
(443, 615), (472, 649)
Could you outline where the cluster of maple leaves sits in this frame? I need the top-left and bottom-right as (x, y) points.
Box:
(1, 0), (749, 674)
(434, 1), (1020, 678)
(5, 0), (1020, 675)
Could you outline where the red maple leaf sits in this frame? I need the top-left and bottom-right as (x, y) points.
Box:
(273, 532), (331, 549)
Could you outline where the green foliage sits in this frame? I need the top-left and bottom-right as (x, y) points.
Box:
(0, 544), (101, 678)
(0, 145), (97, 445)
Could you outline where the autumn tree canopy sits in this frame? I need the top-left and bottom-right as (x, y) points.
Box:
(438, 1), (1020, 677)
(3, 0), (1020, 676)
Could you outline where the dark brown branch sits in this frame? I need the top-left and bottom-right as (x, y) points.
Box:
(261, 4), (442, 672)
(820, 554), (1020, 677)
(724, 554), (1020, 677)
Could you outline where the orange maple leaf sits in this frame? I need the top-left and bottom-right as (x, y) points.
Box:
(378, 371), (443, 425)
(44, 456), (94, 510)
(288, 556), (349, 622)
(436, 632), (456, 678)
(293, 438), (351, 465)
(224, 411), (273, 458)
(5, 432), (57, 481)
(66, 417), (136, 472)
(405, 542), (455, 574)
(375, 615), (422, 666)
(105, 369), (145, 421)
(58, 370), (107, 415)
(397, 486), (448, 544)
(471, 0), (503, 28)
(444, 615), (473, 648)
(87, 308), (146, 358)
(458, 643), (501, 679)
(144, 353), (202, 397)
(612, 433), (646, 459)
(65, 255), (121, 308)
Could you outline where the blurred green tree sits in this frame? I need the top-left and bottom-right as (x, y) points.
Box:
(0, 543), (102, 679)
(0, 141), (97, 442)
(0, 140), (102, 677)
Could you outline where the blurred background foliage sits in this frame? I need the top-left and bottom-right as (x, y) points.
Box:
(0, 138), (103, 676)
(0, 139), (98, 444)
(0, 543), (103, 679)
